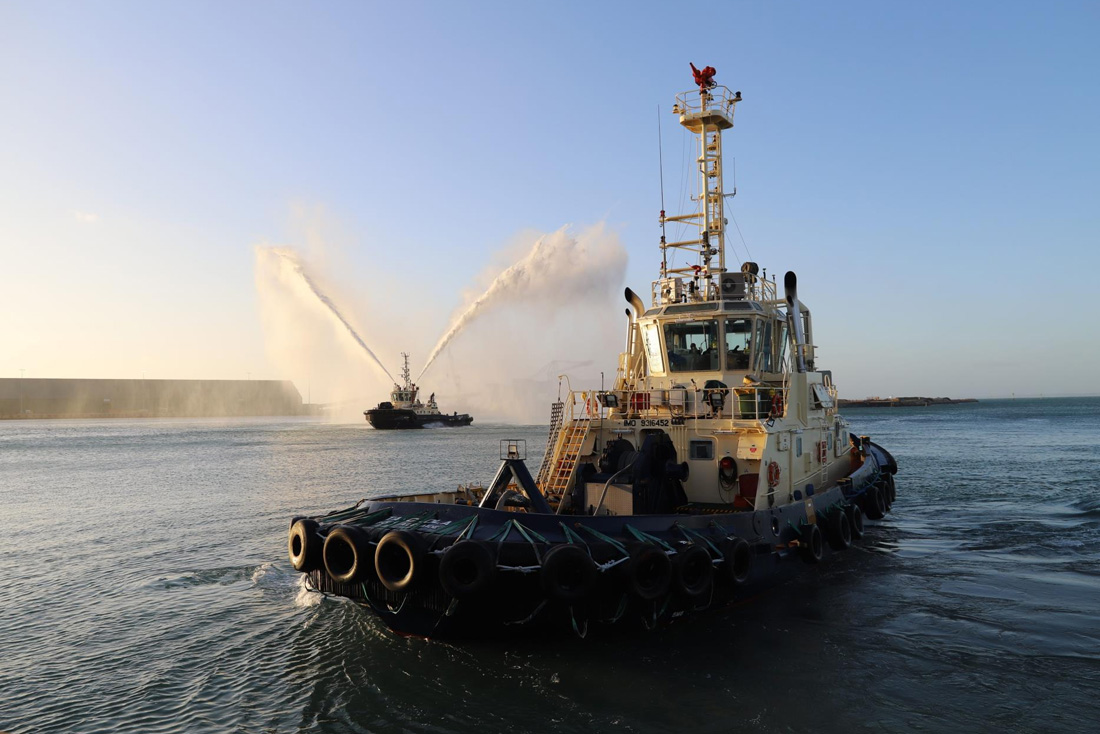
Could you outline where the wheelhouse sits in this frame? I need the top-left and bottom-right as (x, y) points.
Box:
(638, 302), (798, 378)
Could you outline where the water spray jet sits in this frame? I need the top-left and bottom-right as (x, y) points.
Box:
(418, 225), (627, 382)
(256, 246), (396, 384)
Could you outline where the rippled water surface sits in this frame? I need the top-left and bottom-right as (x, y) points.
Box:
(2, 399), (1099, 733)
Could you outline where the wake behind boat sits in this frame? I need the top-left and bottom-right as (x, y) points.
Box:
(293, 65), (898, 638)
(364, 353), (473, 429)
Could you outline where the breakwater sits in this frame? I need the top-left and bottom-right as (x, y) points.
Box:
(0, 378), (319, 419)
(838, 396), (978, 408)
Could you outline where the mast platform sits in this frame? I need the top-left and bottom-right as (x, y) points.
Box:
(674, 86), (741, 132)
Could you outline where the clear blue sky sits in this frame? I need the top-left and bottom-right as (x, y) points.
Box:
(2, 1), (1097, 401)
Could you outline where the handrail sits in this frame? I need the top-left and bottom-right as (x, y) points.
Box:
(674, 85), (740, 117)
(567, 384), (787, 423)
(649, 273), (777, 307)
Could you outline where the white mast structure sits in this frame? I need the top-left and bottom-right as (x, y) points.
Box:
(657, 67), (742, 306)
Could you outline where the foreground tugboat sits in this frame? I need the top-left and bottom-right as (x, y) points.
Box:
(290, 67), (898, 638)
(364, 353), (473, 429)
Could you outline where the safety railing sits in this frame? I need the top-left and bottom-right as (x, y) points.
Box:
(649, 272), (779, 307)
(674, 86), (740, 119)
(564, 384), (787, 423)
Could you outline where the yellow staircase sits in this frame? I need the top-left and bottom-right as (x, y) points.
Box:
(540, 420), (591, 508)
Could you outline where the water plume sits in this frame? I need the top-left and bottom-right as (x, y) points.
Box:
(254, 246), (395, 384)
(418, 225), (627, 381)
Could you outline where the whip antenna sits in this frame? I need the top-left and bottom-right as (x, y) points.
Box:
(658, 105), (668, 276)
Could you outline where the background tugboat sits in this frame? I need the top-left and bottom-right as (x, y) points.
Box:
(291, 66), (898, 639)
(364, 353), (473, 429)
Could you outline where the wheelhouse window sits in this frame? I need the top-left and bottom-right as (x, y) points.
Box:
(664, 319), (720, 372)
(642, 322), (665, 374)
(753, 318), (788, 373)
(725, 318), (753, 370)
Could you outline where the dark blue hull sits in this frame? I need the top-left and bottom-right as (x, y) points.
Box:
(364, 408), (473, 429)
(288, 443), (897, 639)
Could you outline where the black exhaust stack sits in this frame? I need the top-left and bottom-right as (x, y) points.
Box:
(784, 271), (807, 372)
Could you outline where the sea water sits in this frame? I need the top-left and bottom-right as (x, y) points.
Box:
(1, 398), (1098, 733)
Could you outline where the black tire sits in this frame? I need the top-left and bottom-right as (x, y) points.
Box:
(322, 524), (372, 583)
(288, 518), (323, 572)
(672, 545), (714, 597)
(847, 504), (865, 539)
(540, 544), (597, 604)
(374, 530), (426, 592)
(723, 538), (752, 585)
(828, 509), (852, 551)
(886, 474), (897, 504)
(625, 543), (672, 601)
(801, 524), (824, 564)
(439, 540), (497, 598)
(863, 485), (885, 520)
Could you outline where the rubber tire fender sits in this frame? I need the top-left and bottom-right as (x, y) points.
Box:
(827, 509), (852, 551)
(863, 484), (885, 520)
(625, 543), (672, 601)
(288, 518), (324, 572)
(540, 543), (597, 604)
(374, 530), (426, 592)
(801, 523), (824, 564)
(672, 544), (714, 597)
(322, 524), (373, 583)
(722, 537), (752, 585)
(439, 540), (497, 598)
(847, 504), (865, 539)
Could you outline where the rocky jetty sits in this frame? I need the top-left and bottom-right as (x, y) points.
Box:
(838, 397), (978, 408)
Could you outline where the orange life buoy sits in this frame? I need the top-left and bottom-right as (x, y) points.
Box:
(767, 461), (781, 488)
(585, 395), (599, 417)
(770, 393), (784, 417)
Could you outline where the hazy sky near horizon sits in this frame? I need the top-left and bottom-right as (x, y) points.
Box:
(2, 0), (1098, 404)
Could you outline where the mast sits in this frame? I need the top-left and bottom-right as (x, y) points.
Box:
(400, 352), (412, 388)
(657, 65), (742, 306)
(400, 352), (417, 402)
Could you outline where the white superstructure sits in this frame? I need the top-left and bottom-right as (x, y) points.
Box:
(538, 69), (851, 515)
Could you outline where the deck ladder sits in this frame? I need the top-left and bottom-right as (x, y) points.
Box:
(535, 401), (565, 488)
(539, 418), (591, 507)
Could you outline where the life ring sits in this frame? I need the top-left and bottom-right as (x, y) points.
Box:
(540, 544), (597, 603)
(322, 524), (373, 583)
(439, 540), (497, 598)
(374, 530), (426, 591)
(800, 523), (824, 564)
(723, 538), (752, 584)
(288, 518), (324, 573)
(624, 543), (672, 601)
(672, 545), (714, 597)
(585, 394), (600, 417)
(770, 393), (784, 417)
(767, 461), (781, 488)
